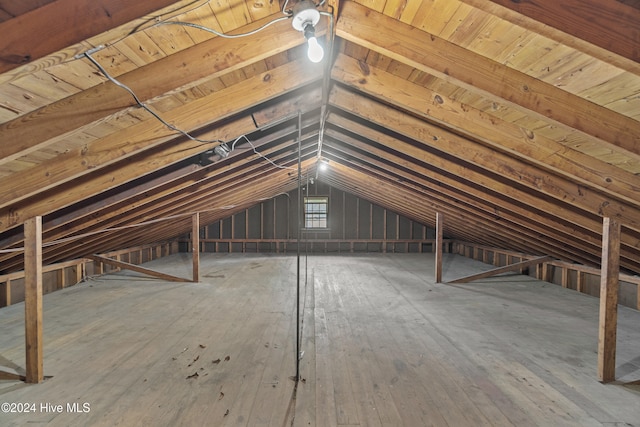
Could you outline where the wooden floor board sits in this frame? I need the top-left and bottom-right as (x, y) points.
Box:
(1, 253), (639, 426)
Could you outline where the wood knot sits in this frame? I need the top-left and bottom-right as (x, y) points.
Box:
(434, 95), (444, 104)
(358, 60), (370, 76)
(263, 73), (271, 82)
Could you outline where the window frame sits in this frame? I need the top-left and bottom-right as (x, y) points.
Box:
(303, 196), (329, 230)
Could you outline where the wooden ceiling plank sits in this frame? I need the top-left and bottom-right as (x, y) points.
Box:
(0, 77), (321, 235)
(52, 137), (318, 251)
(0, 123), (319, 265)
(329, 85), (640, 237)
(0, 101), (321, 255)
(323, 118), (607, 258)
(0, 60), (322, 209)
(1, 147), (308, 271)
(326, 160), (620, 268)
(0, 14), (305, 165)
(458, 0), (640, 75)
(463, 0), (640, 67)
(55, 154), (309, 265)
(0, 0), (179, 74)
(321, 136), (603, 265)
(323, 162), (577, 261)
(336, 1), (640, 159)
(326, 98), (640, 272)
(332, 53), (640, 207)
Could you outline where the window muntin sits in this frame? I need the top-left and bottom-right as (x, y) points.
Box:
(304, 196), (328, 229)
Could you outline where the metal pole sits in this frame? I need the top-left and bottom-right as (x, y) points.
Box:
(296, 110), (302, 381)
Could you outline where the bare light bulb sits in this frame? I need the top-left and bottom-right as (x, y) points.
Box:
(307, 36), (324, 63)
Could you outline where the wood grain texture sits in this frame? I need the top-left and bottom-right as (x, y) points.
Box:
(23, 215), (43, 383)
(448, 256), (553, 284)
(2, 253), (640, 425)
(0, 14), (303, 165)
(597, 217), (621, 382)
(338, 2), (640, 158)
(486, 0), (640, 63)
(0, 0), (178, 73)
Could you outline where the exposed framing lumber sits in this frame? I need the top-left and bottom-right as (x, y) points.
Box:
(480, 0), (640, 65)
(458, 0), (640, 75)
(598, 217), (621, 383)
(448, 256), (553, 284)
(323, 161), (527, 255)
(0, 91), (321, 252)
(192, 213), (200, 283)
(0, 64), (322, 210)
(35, 142), (316, 268)
(327, 86), (640, 256)
(322, 142), (597, 263)
(0, 0), (179, 74)
(0, 64), (322, 233)
(322, 122), (605, 266)
(336, 2), (640, 159)
(332, 53), (640, 207)
(332, 56), (640, 234)
(0, 279), (9, 306)
(0, 13), (306, 165)
(0, 370), (25, 381)
(24, 216), (44, 384)
(87, 255), (190, 283)
(435, 212), (444, 283)
(0, 139), (314, 273)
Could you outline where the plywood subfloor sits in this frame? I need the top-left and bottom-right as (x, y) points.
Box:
(0, 253), (639, 426)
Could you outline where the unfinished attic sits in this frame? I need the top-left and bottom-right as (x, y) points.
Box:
(1, 0), (640, 425)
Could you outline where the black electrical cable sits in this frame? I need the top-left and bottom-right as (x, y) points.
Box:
(295, 110), (302, 382)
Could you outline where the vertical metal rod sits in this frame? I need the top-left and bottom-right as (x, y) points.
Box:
(296, 110), (302, 381)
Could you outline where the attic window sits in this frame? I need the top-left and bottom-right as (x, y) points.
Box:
(304, 196), (328, 229)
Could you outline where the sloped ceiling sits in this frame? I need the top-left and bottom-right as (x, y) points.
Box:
(0, 0), (639, 274)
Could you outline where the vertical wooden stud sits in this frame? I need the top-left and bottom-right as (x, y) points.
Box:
(355, 198), (360, 239)
(24, 216), (44, 384)
(435, 212), (444, 283)
(77, 262), (84, 284)
(1, 279), (10, 307)
(598, 217), (621, 383)
(382, 209), (387, 253)
(192, 213), (200, 283)
(57, 269), (65, 290)
(576, 271), (585, 293)
(542, 263), (550, 282)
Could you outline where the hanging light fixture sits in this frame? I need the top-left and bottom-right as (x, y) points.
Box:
(213, 143), (230, 158)
(292, 0), (324, 63)
(318, 158), (329, 171)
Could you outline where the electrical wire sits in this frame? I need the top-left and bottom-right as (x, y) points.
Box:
(282, 0), (292, 15)
(58, 0), (214, 68)
(154, 16), (290, 38)
(83, 52), (224, 145)
(82, 52), (296, 170)
(73, 0), (328, 171)
(231, 135), (296, 170)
